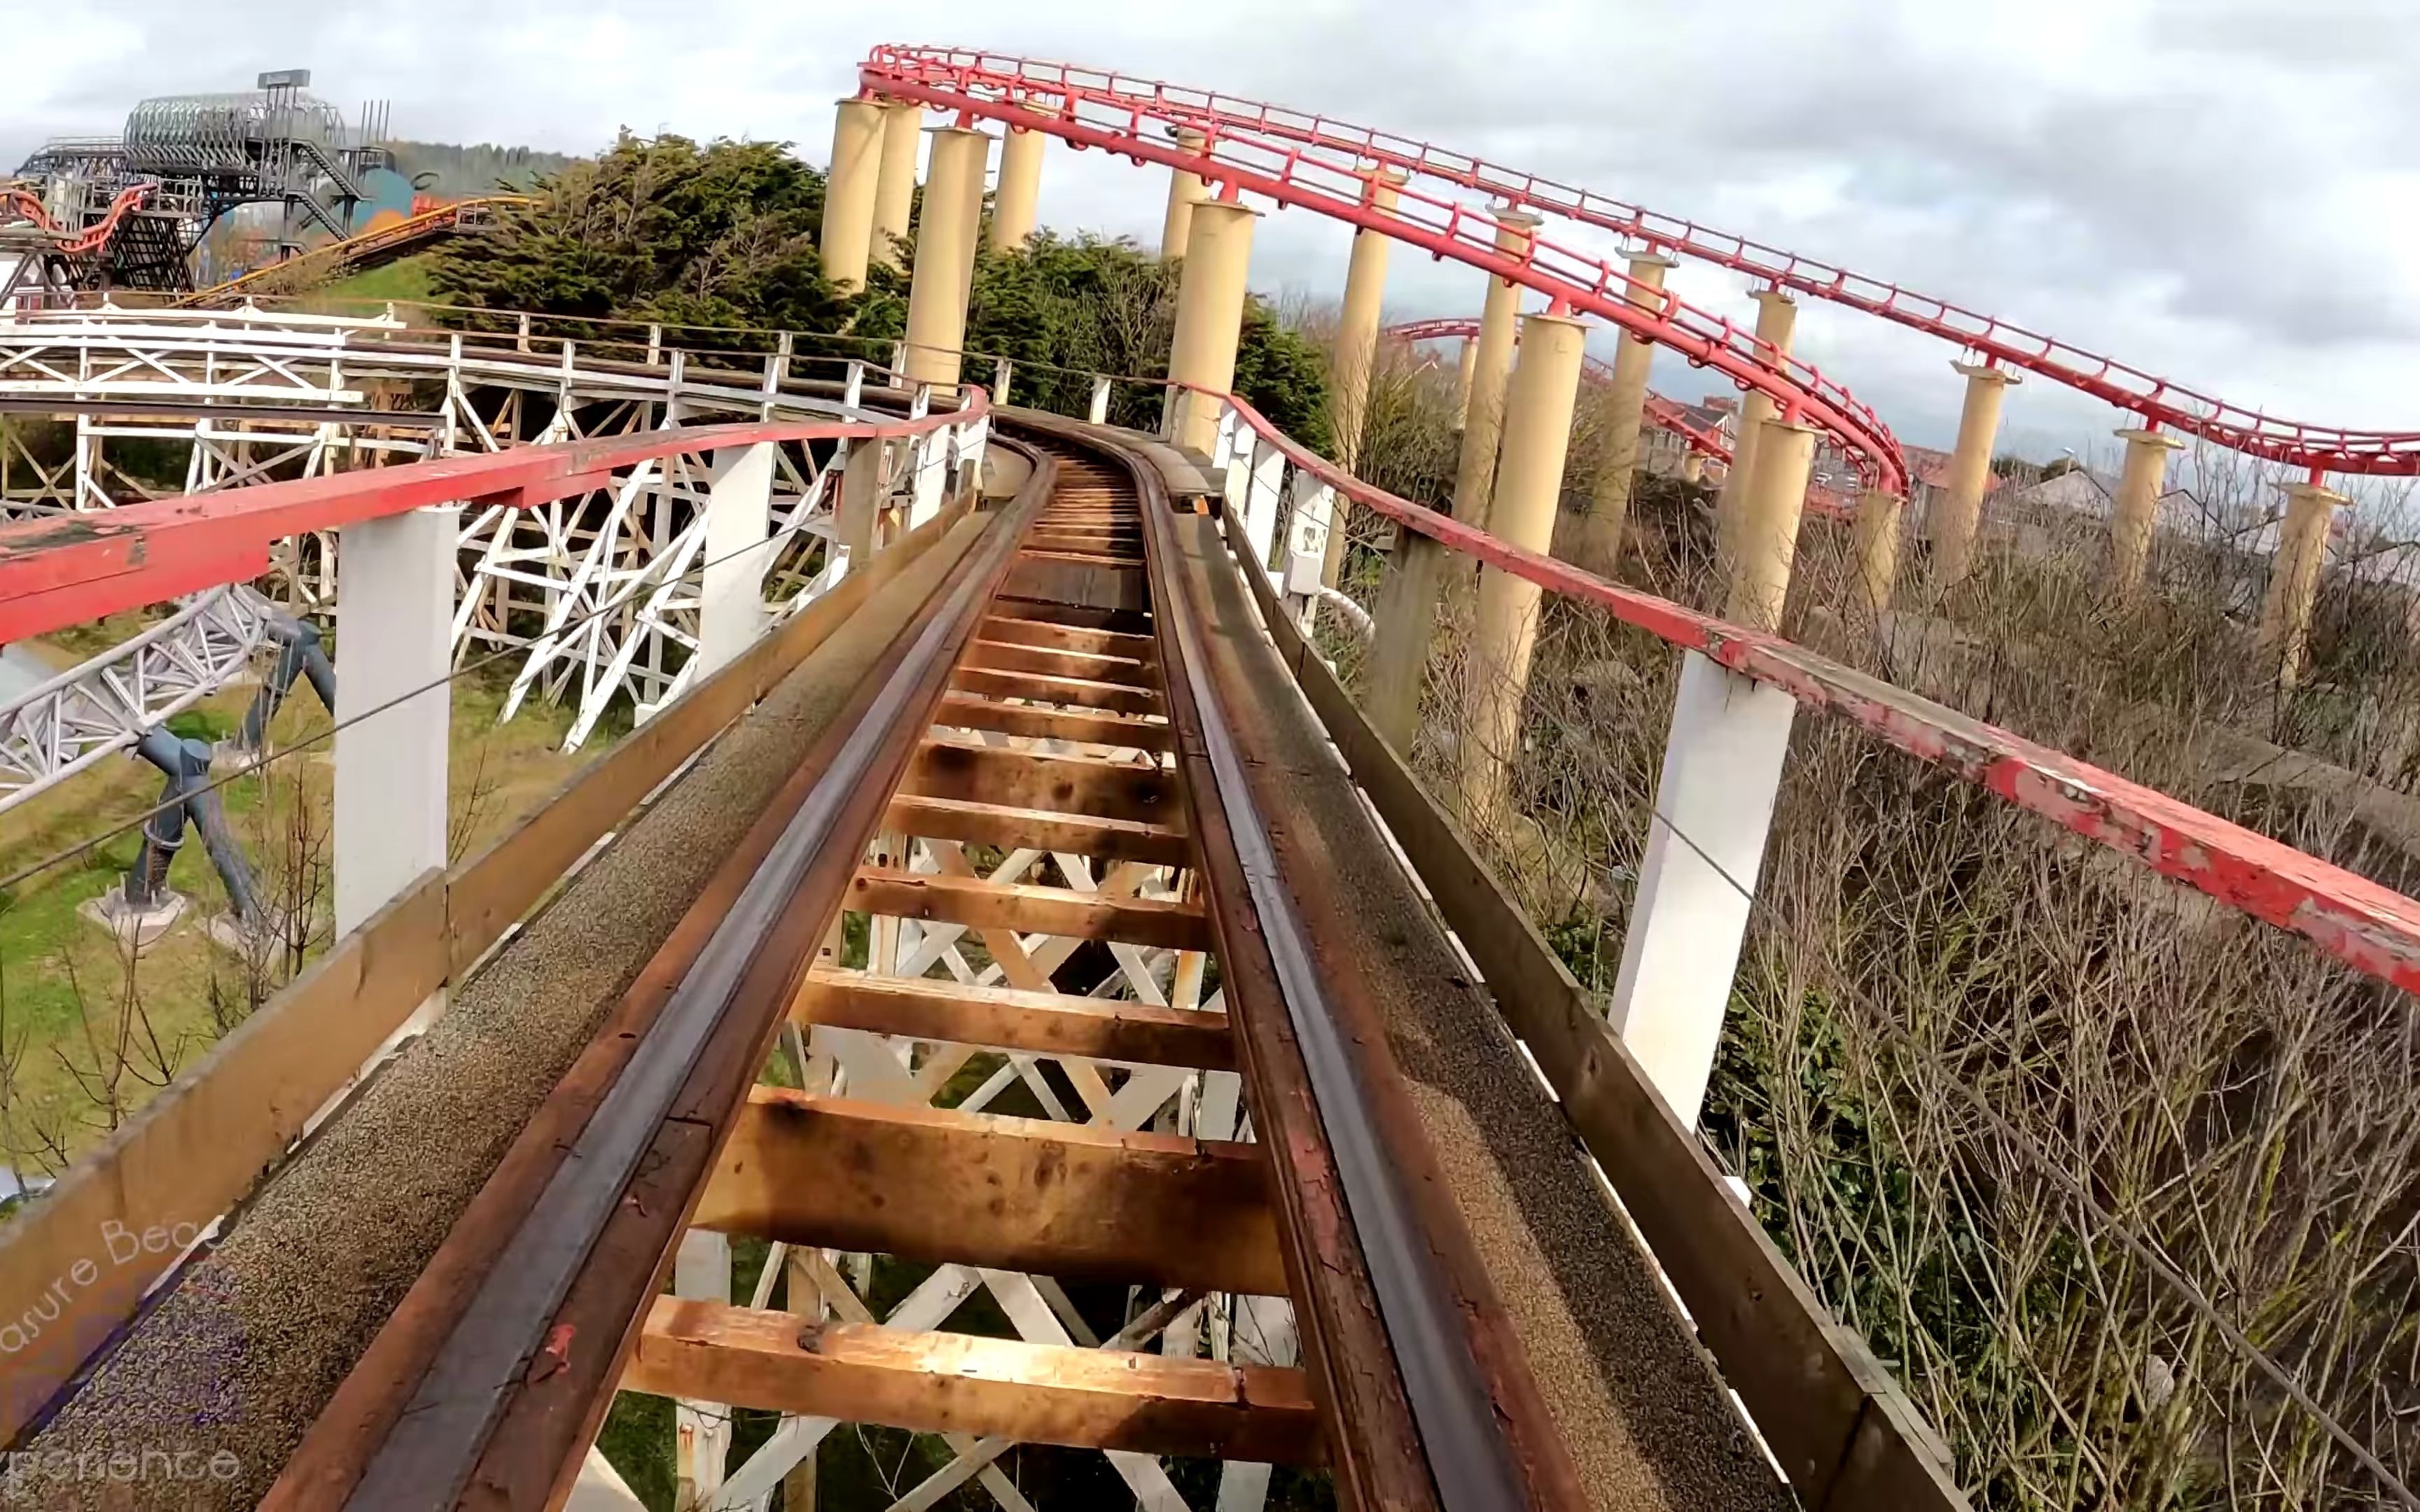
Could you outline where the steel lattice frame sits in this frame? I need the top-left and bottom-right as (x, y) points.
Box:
(0, 582), (275, 808)
(0, 302), (931, 799)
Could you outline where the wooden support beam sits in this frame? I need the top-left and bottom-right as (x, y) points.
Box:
(851, 869), (1212, 952)
(887, 792), (1192, 867)
(965, 638), (1160, 690)
(905, 738), (1178, 825)
(627, 1299), (1323, 1464)
(929, 693), (1174, 754)
(953, 665), (1161, 715)
(693, 1091), (1285, 1294)
(980, 615), (1158, 662)
(795, 968), (1233, 1068)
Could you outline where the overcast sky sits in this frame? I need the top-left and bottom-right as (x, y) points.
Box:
(7, 0), (2414, 472)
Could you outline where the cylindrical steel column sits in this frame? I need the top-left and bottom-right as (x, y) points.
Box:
(989, 124), (1045, 252)
(1453, 208), (1541, 536)
(903, 126), (988, 391)
(1323, 167), (1405, 589)
(870, 101), (921, 272)
(1725, 416), (1819, 631)
(820, 98), (885, 293)
(1713, 289), (1797, 571)
(1928, 360), (2018, 586)
(1167, 197), (1260, 454)
(2258, 479), (2346, 689)
(1454, 337), (1478, 426)
(1580, 250), (1675, 574)
(1851, 486), (1906, 617)
(1461, 309), (1587, 819)
(1160, 128), (1209, 260)
(2106, 426), (2184, 596)
(1362, 208), (1536, 751)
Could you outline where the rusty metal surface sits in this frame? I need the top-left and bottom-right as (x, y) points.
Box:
(325, 454), (1050, 1510)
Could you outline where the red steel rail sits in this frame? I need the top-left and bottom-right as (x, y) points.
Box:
(0, 182), (155, 256)
(868, 44), (2414, 481)
(0, 396), (985, 643)
(1384, 315), (1734, 465)
(1202, 382), (2420, 996)
(859, 46), (1910, 498)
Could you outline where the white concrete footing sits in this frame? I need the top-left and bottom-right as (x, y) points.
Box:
(1608, 651), (1797, 1126)
(334, 503), (457, 938)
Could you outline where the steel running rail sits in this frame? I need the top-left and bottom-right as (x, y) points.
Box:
(1193, 381), (2420, 997)
(1384, 314), (1734, 465)
(858, 46), (1911, 498)
(877, 46), (2416, 480)
(176, 196), (533, 308)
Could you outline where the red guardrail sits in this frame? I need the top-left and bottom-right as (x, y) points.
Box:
(0, 397), (985, 643)
(1201, 382), (2420, 995)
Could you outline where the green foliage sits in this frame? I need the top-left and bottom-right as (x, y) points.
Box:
(428, 133), (1336, 454)
(388, 139), (582, 195)
(428, 133), (849, 339)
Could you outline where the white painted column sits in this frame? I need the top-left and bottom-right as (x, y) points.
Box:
(697, 442), (777, 679)
(1607, 655), (1795, 1126)
(1087, 376), (1113, 426)
(1282, 468), (1337, 627)
(673, 1228), (734, 1508)
(1242, 435), (1286, 571)
(334, 503), (457, 937)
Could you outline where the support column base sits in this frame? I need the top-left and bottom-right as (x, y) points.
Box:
(80, 889), (188, 953)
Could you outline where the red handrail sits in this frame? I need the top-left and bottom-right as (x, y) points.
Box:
(869, 44), (2414, 481)
(860, 47), (1910, 498)
(0, 397), (985, 643)
(1202, 381), (2420, 996)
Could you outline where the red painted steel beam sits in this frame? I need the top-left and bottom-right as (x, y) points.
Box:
(1209, 384), (2420, 995)
(858, 49), (1910, 497)
(2, 183), (155, 255)
(868, 46), (2416, 479)
(0, 401), (982, 644)
(1384, 316), (1733, 465)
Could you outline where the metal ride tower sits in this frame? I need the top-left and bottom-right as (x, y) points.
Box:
(1, 68), (387, 303)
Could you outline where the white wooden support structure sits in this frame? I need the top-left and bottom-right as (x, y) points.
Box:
(674, 1228), (736, 1509)
(843, 360), (866, 410)
(1088, 375), (1113, 426)
(1280, 467), (1336, 631)
(333, 503), (457, 937)
(697, 442), (778, 679)
(1607, 653), (1796, 1126)
(1242, 437), (1286, 573)
(992, 356), (1014, 407)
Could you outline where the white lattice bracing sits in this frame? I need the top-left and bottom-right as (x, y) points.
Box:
(0, 302), (971, 770)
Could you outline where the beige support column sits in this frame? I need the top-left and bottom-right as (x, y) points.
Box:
(1726, 416), (1820, 630)
(1929, 361), (2019, 586)
(1332, 169), (1404, 472)
(1851, 486), (1907, 617)
(1167, 197), (1260, 455)
(1681, 451), (1706, 484)
(1580, 251), (1676, 574)
(1362, 209), (1535, 751)
(1160, 128), (1209, 260)
(2258, 479), (2346, 689)
(1713, 289), (1797, 570)
(1461, 309), (1588, 818)
(870, 101), (921, 271)
(902, 126), (987, 391)
(1323, 167), (1405, 589)
(989, 125), (1044, 253)
(819, 98), (884, 294)
(1454, 337), (1479, 426)
(2106, 426), (2185, 596)
(1454, 208), (1541, 536)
